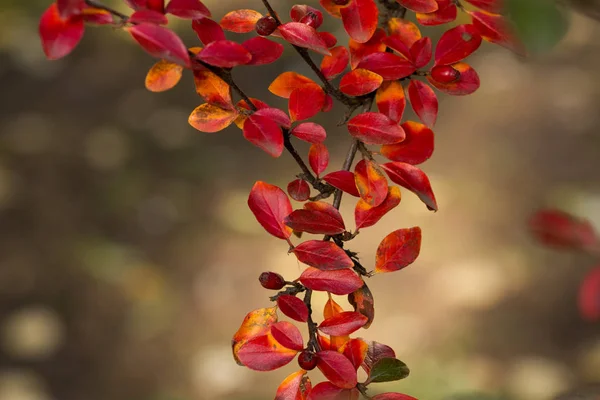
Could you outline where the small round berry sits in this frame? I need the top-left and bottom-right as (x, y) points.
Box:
(333, 0), (350, 5)
(259, 272), (286, 290)
(255, 16), (278, 36)
(430, 65), (461, 84)
(297, 350), (318, 370)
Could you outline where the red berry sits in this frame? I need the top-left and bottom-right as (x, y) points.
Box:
(255, 16), (278, 36)
(299, 11), (323, 29)
(333, 0), (350, 5)
(259, 272), (286, 290)
(297, 350), (318, 370)
(430, 65), (461, 84)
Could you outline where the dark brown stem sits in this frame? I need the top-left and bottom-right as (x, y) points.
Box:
(284, 133), (333, 195)
(304, 289), (321, 352)
(356, 383), (373, 399)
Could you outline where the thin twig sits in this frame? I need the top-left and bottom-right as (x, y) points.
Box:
(304, 289), (322, 352)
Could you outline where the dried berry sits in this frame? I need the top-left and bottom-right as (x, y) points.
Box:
(297, 349), (318, 370)
(255, 15), (278, 36)
(259, 271), (286, 290)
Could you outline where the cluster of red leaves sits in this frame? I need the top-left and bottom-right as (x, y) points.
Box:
(529, 209), (600, 321)
(39, 0), (524, 398)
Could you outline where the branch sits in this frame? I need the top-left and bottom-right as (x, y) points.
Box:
(304, 288), (322, 352)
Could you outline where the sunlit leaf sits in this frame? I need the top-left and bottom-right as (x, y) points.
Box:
(145, 59), (183, 92)
(269, 72), (316, 99)
(340, 69), (384, 96)
(357, 52), (416, 80)
(354, 159), (389, 207)
(188, 103), (238, 132)
(197, 40), (252, 67)
(349, 28), (386, 69)
(341, 338), (369, 370)
(380, 121), (434, 165)
(435, 24), (482, 66)
(279, 22), (332, 55)
(293, 240), (354, 270)
(290, 122), (327, 143)
(376, 81), (406, 123)
(193, 69), (232, 109)
(232, 306), (278, 365)
(355, 186), (401, 230)
(243, 111), (284, 157)
(321, 46), (350, 79)
(289, 84), (326, 122)
(220, 9), (262, 33)
(237, 331), (298, 371)
(348, 283), (375, 328)
(340, 0), (379, 43)
(416, 0), (457, 26)
(299, 268), (363, 295)
(397, 0), (438, 12)
(276, 370), (312, 400)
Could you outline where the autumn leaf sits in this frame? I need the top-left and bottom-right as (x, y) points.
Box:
(355, 186), (401, 230)
(348, 283), (375, 328)
(220, 9), (262, 33)
(407, 80), (438, 128)
(127, 23), (191, 67)
(340, 0), (379, 43)
(247, 181), (293, 239)
(277, 295), (309, 322)
(299, 268), (363, 295)
(380, 121), (435, 165)
(279, 22), (332, 55)
(367, 357), (410, 383)
(293, 240), (354, 270)
(39, 3), (84, 60)
(271, 321), (304, 351)
(317, 350), (358, 389)
(188, 103), (238, 132)
(319, 311), (368, 336)
(374, 227), (422, 273)
(376, 80), (406, 123)
(275, 370), (312, 400)
(354, 159), (389, 207)
(145, 59), (183, 92)
(237, 331), (298, 371)
(348, 113), (405, 145)
(382, 162), (438, 210)
(232, 306), (278, 365)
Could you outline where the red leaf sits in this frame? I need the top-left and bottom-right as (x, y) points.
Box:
(375, 227), (422, 273)
(340, 0), (379, 44)
(348, 283), (375, 329)
(382, 162), (438, 210)
(469, 10), (524, 54)
(129, 9), (169, 24)
(579, 266), (600, 321)
(464, 0), (502, 13)
(397, 0), (438, 12)
(237, 333), (297, 371)
(435, 24), (482, 66)
(528, 209), (598, 250)
(340, 69), (384, 96)
(285, 210), (345, 235)
(387, 18), (422, 47)
(127, 23), (191, 67)
(410, 37), (432, 68)
(299, 268), (363, 295)
(362, 341), (396, 374)
(305, 201), (345, 226)
(372, 394), (418, 400)
(349, 28), (386, 69)
(279, 22), (332, 55)
(308, 143), (329, 177)
(427, 62), (480, 96)
(256, 107), (291, 128)
(242, 37), (284, 65)
(321, 46), (350, 79)
(192, 17), (226, 45)
(247, 181), (293, 239)
(220, 9), (262, 32)
(188, 103), (238, 132)
(293, 240), (354, 270)
(57, 0), (83, 18)
(146, 0), (165, 13)
(276, 370), (312, 400)
(165, 0), (211, 19)
(197, 40), (252, 67)
(243, 112), (284, 157)
(319, 31), (338, 48)
(319, 0), (344, 18)
(319, 311), (368, 336)
(288, 179), (311, 202)
(289, 84), (326, 122)
(357, 52), (416, 80)
(271, 321), (304, 351)
(380, 121), (434, 165)
(82, 7), (114, 25)
(277, 295), (309, 322)
(355, 186), (401, 230)
(408, 80), (438, 128)
(348, 113), (405, 145)
(322, 171), (360, 197)
(39, 3), (84, 60)
(416, 0), (457, 26)
(354, 160), (389, 207)
(317, 350), (358, 389)
(341, 338), (369, 369)
(376, 80), (406, 123)
(290, 122), (327, 143)
(307, 382), (345, 400)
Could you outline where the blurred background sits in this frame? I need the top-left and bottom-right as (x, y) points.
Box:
(0, 1), (599, 399)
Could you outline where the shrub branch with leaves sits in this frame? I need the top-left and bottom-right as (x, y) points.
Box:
(38, 0), (523, 398)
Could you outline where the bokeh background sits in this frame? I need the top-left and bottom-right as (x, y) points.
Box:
(0, 1), (599, 399)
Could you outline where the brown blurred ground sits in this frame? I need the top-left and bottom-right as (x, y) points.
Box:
(0, 1), (599, 400)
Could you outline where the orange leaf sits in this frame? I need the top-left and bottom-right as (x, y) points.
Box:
(320, 46), (350, 79)
(220, 9), (263, 33)
(374, 227), (422, 274)
(354, 159), (389, 207)
(193, 68), (232, 109)
(340, 338), (369, 369)
(188, 103), (238, 132)
(387, 18), (421, 46)
(145, 59), (184, 92)
(275, 370), (312, 400)
(232, 306), (278, 365)
(349, 28), (386, 69)
(340, 69), (383, 96)
(269, 72), (316, 99)
(376, 80), (406, 123)
(355, 186), (401, 230)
